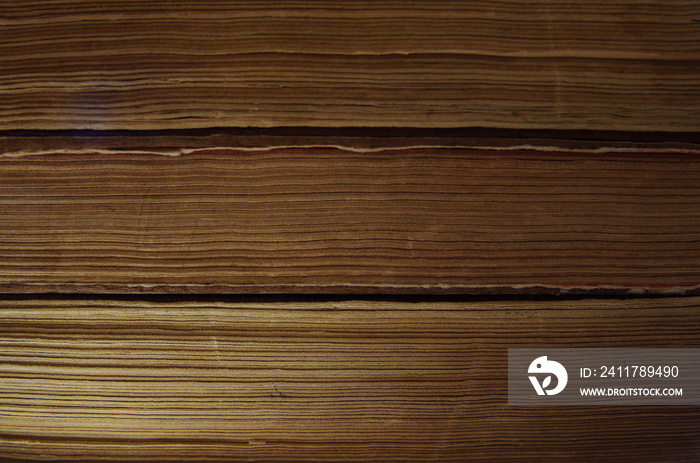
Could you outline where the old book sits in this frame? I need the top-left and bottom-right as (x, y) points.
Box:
(1, 1), (698, 131)
(1, 297), (698, 462)
(1, 146), (698, 295)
